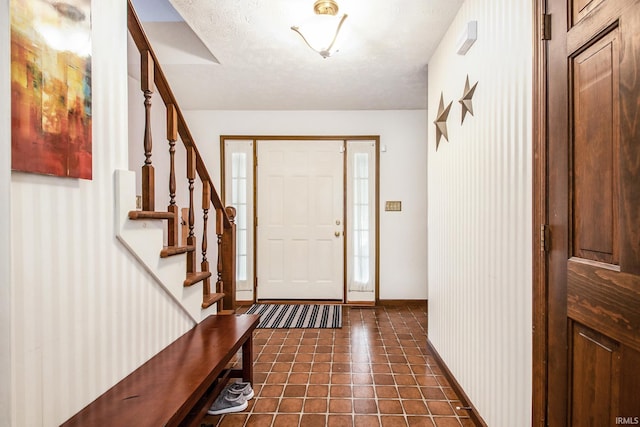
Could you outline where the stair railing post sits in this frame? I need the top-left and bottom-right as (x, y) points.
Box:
(216, 208), (224, 311)
(186, 146), (196, 275)
(141, 50), (155, 211)
(167, 104), (179, 246)
(221, 206), (237, 312)
(201, 182), (211, 301)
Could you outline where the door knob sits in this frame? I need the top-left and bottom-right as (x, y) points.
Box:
(335, 231), (341, 237)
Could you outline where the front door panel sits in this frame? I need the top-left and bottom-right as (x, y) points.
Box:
(256, 140), (344, 300)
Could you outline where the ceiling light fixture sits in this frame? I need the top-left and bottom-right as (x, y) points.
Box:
(291, 0), (348, 59)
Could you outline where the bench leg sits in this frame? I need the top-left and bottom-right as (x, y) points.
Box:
(242, 334), (253, 384)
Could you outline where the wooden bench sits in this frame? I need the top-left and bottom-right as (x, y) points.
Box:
(61, 314), (260, 427)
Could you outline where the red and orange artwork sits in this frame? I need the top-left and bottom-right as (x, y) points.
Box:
(11, 0), (92, 179)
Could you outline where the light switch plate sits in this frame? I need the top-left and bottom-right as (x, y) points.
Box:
(385, 201), (402, 211)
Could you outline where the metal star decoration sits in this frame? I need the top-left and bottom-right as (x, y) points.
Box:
(434, 92), (453, 150)
(459, 75), (478, 124)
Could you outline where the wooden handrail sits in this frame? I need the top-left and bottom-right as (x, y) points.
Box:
(127, 0), (230, 229)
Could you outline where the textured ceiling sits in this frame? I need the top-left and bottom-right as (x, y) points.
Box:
(130, 0), (463, 110)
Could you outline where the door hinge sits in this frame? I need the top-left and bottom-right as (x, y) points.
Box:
(542, 14), (552, 40)
(540, 224), (551, 252)
(254, 277), (258, 289)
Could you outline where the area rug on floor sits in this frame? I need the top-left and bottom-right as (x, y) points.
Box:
(245, 304), (342, 329)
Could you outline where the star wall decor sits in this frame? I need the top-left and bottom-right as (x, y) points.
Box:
(459, 75), (478, 124)
(434, 92), (453, 150)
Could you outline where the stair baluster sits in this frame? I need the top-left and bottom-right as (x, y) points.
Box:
(186, 146), (196, 276)
(141, 50), (154, 212)
(167, 104), (179, 246)
(201, 183), (211, 306)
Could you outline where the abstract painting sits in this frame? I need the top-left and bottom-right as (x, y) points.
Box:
(11, 0), (92, 179)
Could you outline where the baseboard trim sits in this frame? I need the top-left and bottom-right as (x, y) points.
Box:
(378, 299), (427, 307)
(426, 339), (488, 427)
(254, 300), (343, 305)
(344, 301), (376, 307)
(238, 299), (428, 309)
(236, 300), (255, 307)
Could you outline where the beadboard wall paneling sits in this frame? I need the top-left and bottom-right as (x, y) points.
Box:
(8, 1), (194, 425)
(427, 1), (533, 426)
(1, 0), (12, 425)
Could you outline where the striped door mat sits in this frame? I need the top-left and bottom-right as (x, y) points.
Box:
(245, 304), (342, 329)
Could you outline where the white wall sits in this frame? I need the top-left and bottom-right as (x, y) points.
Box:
(7, 1), (195, 425)
(184, 110), (428, 300)
(1, 0), (12, 425)
(427, 1), (533, 426)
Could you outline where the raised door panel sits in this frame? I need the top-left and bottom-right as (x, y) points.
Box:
(572, 0), (606, 24)
(570, 324), (619, 427)
(572, 30), (619, 265)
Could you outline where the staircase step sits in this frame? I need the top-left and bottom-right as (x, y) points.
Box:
(184, 271), (212, 287)
(217, 309), (236, 315)
(128, 210), (175, 220)
(201, 293), (225, 309)
(160, 245), (195, 258)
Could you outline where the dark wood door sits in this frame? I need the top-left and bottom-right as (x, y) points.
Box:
(547, 0), (640, 425)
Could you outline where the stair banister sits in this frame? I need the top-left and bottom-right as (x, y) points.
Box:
(127, 0), (236, 312)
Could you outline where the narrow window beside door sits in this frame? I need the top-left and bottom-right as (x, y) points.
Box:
(347, 140), (376, 302)
(352, 153), (371, 289)
(231, 152), (248, 282)
(224, 140), (254, 301)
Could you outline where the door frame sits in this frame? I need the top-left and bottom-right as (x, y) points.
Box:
(532, 0), (549, 426)
(220, 135), (380, 305)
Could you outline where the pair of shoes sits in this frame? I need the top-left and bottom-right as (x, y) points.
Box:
(227, 381), (254, 400)
(206, 390), (247, 415)
(206, 382), (254, 415)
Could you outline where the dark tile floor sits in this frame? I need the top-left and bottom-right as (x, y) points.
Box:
(202, 305), (475, 427)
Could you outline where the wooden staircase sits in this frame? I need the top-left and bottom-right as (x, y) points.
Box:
(118, 0), (236, 319)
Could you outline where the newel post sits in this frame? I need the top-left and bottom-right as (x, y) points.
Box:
(221, 206), (237, 312)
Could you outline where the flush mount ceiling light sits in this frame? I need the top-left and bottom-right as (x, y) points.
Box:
(291, 0), (348, 59)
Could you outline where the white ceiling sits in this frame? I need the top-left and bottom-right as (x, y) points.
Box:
(129, 0), (464, 110)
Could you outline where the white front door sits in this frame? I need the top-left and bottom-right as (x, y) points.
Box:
(256, 140), (344, 300)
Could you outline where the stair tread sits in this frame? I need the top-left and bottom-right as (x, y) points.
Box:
(201, 293), (225, 309)
(129, 210), (174, 220)
(184, 271), (212, 287)
(160, 245), (195, 258)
